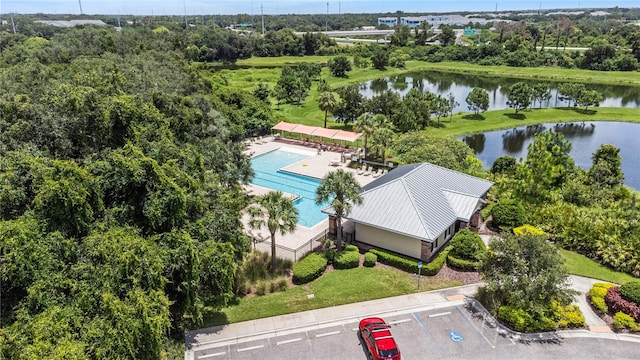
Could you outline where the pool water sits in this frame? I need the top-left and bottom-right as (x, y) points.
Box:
(251, 148), (329, 227)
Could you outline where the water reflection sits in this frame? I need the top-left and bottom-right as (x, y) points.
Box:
(360, 71), (640, 112)
(462, 122), (640, 190)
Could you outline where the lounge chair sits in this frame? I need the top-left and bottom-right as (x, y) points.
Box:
(356, 165), (366, 175)
(363, 166), (372, 176)
(329, 159), (341, 167)
(372, 169), (382, 178)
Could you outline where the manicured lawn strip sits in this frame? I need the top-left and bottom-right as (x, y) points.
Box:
(205, 267), (461, 326)
(426, 107), (640, 137)
(559, 249), (639, 285)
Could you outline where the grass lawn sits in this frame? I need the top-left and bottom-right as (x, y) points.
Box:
(203, 266), (462, 326)
(559, 248), (639, 285)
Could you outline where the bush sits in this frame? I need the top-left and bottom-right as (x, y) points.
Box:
(491, 156), (516, 174)
(324, 248), (336, 265)
(446, 253), (479, 271)
(497, 306), (555, 332)
(334, 251), (360, 269)
(590, 283), (615, 314)
(620, 280), (640, 305)
(449, 229), (485, 261)
(292, 253), (327, 284)
(605, 286), (640, 322)
(363, 252), (377, 267)
(513, 224), (545, 236)
(369, 247), (450, 275)
(555, 303), (586, 329)
(424, 248), (451, 276)
(256, 280), (269, 296)
(490, 199), (526, 230)
(270, 277), (289, 293)
(613, 312), (639, 331)
(344, 244), (359, 252)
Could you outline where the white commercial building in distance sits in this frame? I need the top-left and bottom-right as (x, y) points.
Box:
(377, 17), (398, 27)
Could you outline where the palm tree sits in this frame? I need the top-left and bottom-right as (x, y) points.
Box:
(318, 91), (337, 128)
(248, 191), (298, 273)
(316, 169), (362, 250)
(370, 127), (395, 165)
(354, 113), (388, 160)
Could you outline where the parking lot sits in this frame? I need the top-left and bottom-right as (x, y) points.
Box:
(192, 305), (517, 360)
(191, 302), (640, 360)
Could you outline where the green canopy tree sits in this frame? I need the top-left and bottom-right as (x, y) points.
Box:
(465, 87), (489, 117)
(316, 169), (362, 250)
(506, 82), (532, 114)
(589, 144), (624, 188)
(248, 191), (298, 273)
(327, 55), (352, 78)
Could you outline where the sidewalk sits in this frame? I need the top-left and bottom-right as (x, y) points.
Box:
(185, 276), (638, 359)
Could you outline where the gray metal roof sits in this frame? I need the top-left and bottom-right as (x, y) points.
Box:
(346, 163), (493, 241)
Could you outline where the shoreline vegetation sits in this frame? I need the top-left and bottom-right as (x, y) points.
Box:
(221, 58), (640, 136)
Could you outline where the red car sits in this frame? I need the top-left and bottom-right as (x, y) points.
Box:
(358, 317), (401, 360)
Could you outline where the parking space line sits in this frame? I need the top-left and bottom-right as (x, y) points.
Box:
(352, 327), (359, 331)
(316, 331), (341, 338)
(428, 311), (452, 318)
(389, 318), (412, 325)
(198, 352), (226, 359)
(413, 312), (446, 355)
(237, 345), (264, 352)
(455, 306), (494, 348)
(277, 338), (303, 345)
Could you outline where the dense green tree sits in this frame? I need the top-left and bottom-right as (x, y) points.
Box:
(391, 132), (476, 174)
(439, 25), (456, 46)
(390, 25), (411, 46)
(478, 233), (575, 317)
(582, 39), (617, 70)
(506, 82), (532, 114)
(370, 126), (395, 165)
(490, 199), (527, 230)
(557, 82), (586, 107)
(334, 85), (365, 125)
(253, 83), (270, 102)
(371, 47), (389, 70)
(531, 83), (552, 108)
(327, 55), (352, 78)
(316, 169), (362, 250)
(515, 130), (575, 203)
(589, 144), (624, 188)
(576, 89), (604, 110)
(491, 156), (517, 175)
(465, 87), (489, 116)
(248, 191), (298, 273)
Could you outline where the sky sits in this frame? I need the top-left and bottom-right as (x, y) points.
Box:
(1, 0), (639, 16)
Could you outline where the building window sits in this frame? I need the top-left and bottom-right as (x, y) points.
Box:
(445, 226), (451, 239)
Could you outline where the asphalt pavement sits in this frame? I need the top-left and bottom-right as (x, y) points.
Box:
(185, 276), (640, 360)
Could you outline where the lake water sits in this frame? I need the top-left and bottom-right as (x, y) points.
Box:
(461, 122), (640, 190)
(359, 71), (640, 112)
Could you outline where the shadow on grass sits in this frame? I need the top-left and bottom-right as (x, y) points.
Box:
(503, 113), (526, 120)
(553, 107), (597, 115)
(462, 114), (486, 120)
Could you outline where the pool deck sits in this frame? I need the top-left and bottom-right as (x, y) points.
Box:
(242, 136), (377, 260)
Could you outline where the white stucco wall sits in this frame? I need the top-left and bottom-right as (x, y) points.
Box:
(355, 223), (422, 259)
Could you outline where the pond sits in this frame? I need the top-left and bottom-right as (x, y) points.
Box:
(358, 71), (640, 112)
(461, 121), (640, 191)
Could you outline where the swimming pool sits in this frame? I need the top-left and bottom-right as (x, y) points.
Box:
(251, 148), (329, 227)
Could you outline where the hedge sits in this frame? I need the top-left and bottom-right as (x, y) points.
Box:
(620, 280), (640, 305)
(497, 306), (555, 332)
(446, 253), (480, 271)
(334, 250), (360, 269)
(369, 247), (450, 275)
(363, 252), (377, 267)
(292, 253), (327, 284)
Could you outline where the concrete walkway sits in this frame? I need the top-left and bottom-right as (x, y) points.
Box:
(185, 275), (638, 359)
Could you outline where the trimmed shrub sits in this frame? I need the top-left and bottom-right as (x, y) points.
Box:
(620, 280), (640, 305)
(363, 252), (377, 267)
(270, 277), (289, 293)
(590, 283), (615, 314)
(334, 251), (360, 269)
(613, 312), (639, 331)
(369, 247), (450, 276)
(491, 155), (516, 174)
(513, 224), (545, 236)
(446, 253), (479, 271)
(605, 286), (640, 322)
(344, 244), (359, 252)
(255, 280), (269, 296)
(424, 247), (451, 276)
(449, 229), (485, 261)
(369, 248), (421, 273)
(490, 199), (526, 230)
(292, 253), (327, 284)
